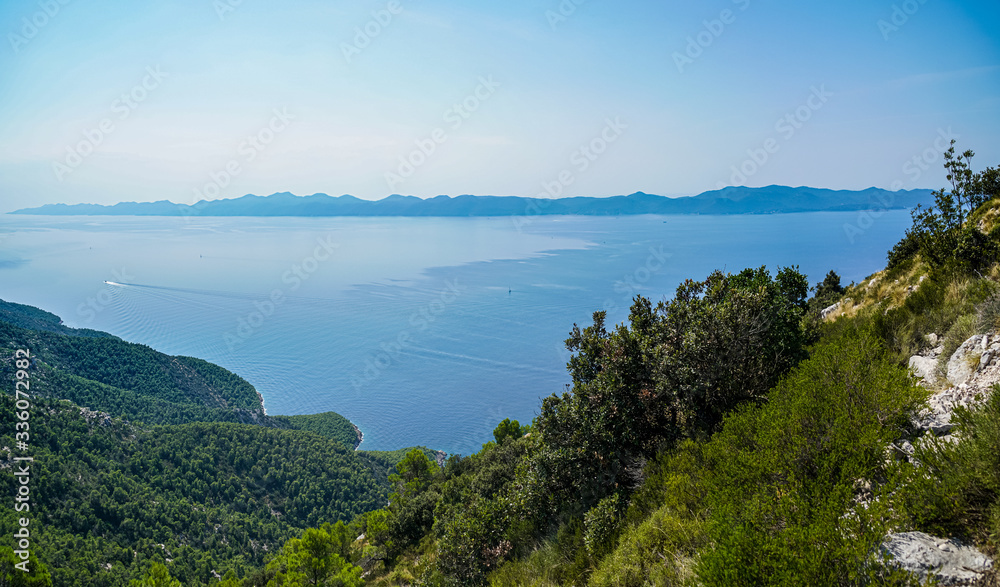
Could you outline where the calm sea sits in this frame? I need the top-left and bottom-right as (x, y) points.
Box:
(0, 211), (910, 455)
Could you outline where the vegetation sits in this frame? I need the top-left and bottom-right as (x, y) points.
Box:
(894, 386), (1000, 557)
(888, 141), (1000, 273)
(0, 304), (388, 586)
(3, 143), (999, 585)
(0, 391), (389, 586)
(0, 314), (263, 417)
(271, 413), (360, 450)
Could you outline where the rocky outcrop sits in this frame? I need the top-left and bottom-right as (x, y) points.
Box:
(891, 332), (999, 585)
(915, 383), (986, 436)
(881, 532), (993, 586)
(79, 407), (113, 427)
(910, 333), (1000, 437)
(908, 354), (940, 387)
(908, 335), (943, 387)
(947, 335), (988, 387)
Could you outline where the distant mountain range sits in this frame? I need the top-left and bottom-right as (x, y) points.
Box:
(11, 186), (934, 217)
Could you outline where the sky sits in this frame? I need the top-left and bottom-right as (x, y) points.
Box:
(0, 0), (998, 213)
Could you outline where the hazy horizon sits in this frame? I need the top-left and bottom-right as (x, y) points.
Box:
(1, 1), (998, 215)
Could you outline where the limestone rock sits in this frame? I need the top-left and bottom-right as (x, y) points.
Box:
(947, 335), (986, 387)
(916, 402), (954, 435)
(820, 302), (840, 320)
(881, 531), (993, 586)
(908, 355), (938, 386)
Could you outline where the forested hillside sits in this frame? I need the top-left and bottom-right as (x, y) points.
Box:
(0, 394), (389, 586)
(0, 300), (361, 447)
(0, 300), (402, 585)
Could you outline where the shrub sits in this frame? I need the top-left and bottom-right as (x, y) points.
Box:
(888, 230), (921, 270)
(976, 291), (1000, 333)
(589, 505), (705, 587)
(695, 327), (927, 586)
(894, 385), (1000, 552)
(583, 494), (623, 560)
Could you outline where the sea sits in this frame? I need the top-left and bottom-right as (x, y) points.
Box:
(0, 211), (911, 455)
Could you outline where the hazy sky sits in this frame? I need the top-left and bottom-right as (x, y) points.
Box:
(0, 0), (998, 212)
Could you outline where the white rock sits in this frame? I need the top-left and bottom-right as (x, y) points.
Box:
(947, 335), (986, 387)
(909, 355), (938, 386)
(881, 532), (993, 586)
(925, 333), (939, 346)
(820, 302), (841, 320)
(916, 404), (954, 435)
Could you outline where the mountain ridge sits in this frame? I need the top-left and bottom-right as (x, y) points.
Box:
(10, 186), (934, 217)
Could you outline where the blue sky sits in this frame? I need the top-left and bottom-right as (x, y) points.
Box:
(0, 0), (998, 212)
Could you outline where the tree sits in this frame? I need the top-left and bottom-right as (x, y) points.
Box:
(493, 418), (524, 443)
(813, 270), (844, 306)
(0, 548), (52, 587)
(890, 141), (999, 271)
(129, 563), (180, 587)
(218, 570), (242, 587)
(534, 266), (809, 514)
(265, 526), (362, 587)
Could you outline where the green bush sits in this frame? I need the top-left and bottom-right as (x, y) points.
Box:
(695, 327), (927, 586)
(486, 543), (565, 587)
(888, 230), (921, 270)
(589, 505), (705, 587)
(894, 385), (1000, 552)
(583, 494), (623, 560)
(870, 275), (996, 363)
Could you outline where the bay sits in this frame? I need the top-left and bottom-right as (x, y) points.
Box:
(0, 211), (909, 455)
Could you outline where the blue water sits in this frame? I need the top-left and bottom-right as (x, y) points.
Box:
(0, 211), (910, 455)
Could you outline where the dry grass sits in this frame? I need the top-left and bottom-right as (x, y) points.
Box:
(972, 198), (1000, 234)
(825, 261), (931, 322)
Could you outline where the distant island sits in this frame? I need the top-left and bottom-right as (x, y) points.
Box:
(10, 186), (934, 217)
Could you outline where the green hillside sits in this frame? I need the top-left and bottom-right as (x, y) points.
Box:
(0, 299), (393, 585)
(270, 413), (360, 452)
(0, 393), (389, 586)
